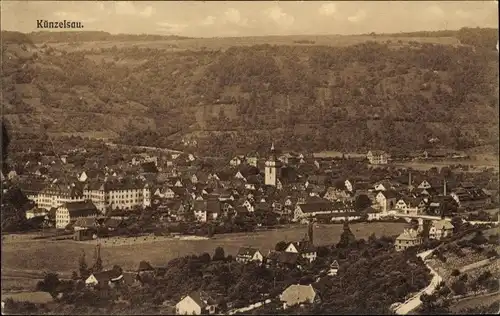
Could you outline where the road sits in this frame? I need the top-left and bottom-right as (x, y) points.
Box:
(394, 248), (443, 315)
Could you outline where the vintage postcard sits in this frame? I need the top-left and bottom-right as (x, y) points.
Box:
(1, 1), (499, 315)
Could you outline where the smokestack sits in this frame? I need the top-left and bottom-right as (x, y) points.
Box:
(409, 172), (412, 186)
(444, 179), (447, 196)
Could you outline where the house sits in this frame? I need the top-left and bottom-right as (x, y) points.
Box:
(375, 190), (399, 213)
(374, 181), (398, 192)
(193, 200), (221, 222)
(367, 150), (388, 165)
(175, 292), (217, 315)
(85, 268), (123, 288)
(364, 206), (382, 221)
(280, 284), (320, 309)
(323, 187), (351, 202)
(235, 247), (264, 264)
(395, 227), (423, 251)
(418, 180), (432, 190)
(55, 200), (99, 229)
(73, 217), (98, 231)
(229, 155), (245, 167)
(265, 251), (303, 269)
(285, 241), (317, 263)
(429, 220), (454, 240)
(395, 197), (426, 215)
(25, 208), (48, 220)
(328, 260), (340, 276)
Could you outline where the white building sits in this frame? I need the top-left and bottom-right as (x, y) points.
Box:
(83, 179), (151, 213)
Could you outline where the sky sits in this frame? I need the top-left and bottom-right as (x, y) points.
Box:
(2, 1), (498, 37)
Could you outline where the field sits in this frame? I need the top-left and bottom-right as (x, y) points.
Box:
(1, 223), (405, 276)
(1, 291), (54, 304)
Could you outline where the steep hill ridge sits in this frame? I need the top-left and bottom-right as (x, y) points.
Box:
(1, 29), (498, 156)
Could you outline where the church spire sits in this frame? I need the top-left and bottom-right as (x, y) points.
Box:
(271, 142), (275, 152)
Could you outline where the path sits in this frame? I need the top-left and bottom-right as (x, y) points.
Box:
(394, 248), (443, 315)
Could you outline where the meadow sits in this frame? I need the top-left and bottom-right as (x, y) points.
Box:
(1, 222), (405, 275)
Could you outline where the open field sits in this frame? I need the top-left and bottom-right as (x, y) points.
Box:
(1, 223), (405, 275)
(1, 291), (54, 304)
(449, 291), (500, 313)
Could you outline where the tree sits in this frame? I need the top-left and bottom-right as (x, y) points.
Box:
(213, 247), (225, 261)
(337, 222), (356, 248)
(36, 272), (61, 298)
(354, 194), (372, 211)
(79, 251), (90, 279)
(275, 241), (288, 251)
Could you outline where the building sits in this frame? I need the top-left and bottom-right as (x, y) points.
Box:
(367, 150), (388, 165)
(35, 183), (85, 210)
(229, 155), (245, 167)
(395, 197), (426, 215)
(85, 269), (123, 288)
(175, 292), (217, 315)
(285, 241), (317, 263)
(265, 143), (282, 187)
(55, 200), (99, 229)
(25, 208), (48, 220)
(280, 284), (320, 309)
(376, 190), (399, 213)
(450, 183), (491, 210)
(84, 179), (151, 213)
(328, 260), (340, 276)
(235, 247), (264, 264)
(395, 227), (423, 251)
(429, 220), (454, 240)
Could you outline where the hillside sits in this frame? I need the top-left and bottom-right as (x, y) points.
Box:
(1, 29), (498, 157)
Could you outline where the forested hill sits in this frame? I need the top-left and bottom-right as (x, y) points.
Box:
(2, 28), (498, 157)
(2, 30), (190, 43)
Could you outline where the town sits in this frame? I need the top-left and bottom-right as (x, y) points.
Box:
(2, 139), (499, 314)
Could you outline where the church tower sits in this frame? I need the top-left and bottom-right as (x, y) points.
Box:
(265, 143), (281, 186)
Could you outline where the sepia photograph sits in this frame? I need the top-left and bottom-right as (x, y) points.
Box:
(1, 0), (499, 314)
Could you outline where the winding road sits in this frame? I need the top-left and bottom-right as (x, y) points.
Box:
(394, 248), (443, 315)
